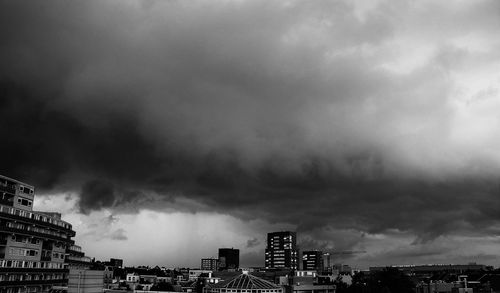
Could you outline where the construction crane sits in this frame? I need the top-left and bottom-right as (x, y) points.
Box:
(324, 250), (367, 255)
(322, 251), (367, 271)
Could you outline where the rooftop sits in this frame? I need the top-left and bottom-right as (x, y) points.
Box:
(211, 273), (281, 290)
(0, 174), (34, 189)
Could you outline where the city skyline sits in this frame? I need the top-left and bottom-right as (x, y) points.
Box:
(2, 0), (500, 269)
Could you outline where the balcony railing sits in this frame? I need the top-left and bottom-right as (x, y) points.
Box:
(66, 255), (91, 263)
(0, 259), (67, 270)
(68, 245), (82, 252)
(0, 278), (69, 286)
(0, 226), (74, 245)
(0, 198), (13, 207)
(41, 256), (52, 262)
(0, 205), (75, 237)
(0, 184), (16, 194)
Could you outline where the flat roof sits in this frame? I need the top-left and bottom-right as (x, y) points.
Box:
(0, 174), (35, 189)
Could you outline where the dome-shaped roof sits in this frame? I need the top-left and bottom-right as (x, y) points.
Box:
(212, 273), (281, 290)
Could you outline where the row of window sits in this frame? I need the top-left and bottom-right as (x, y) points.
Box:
(17, 197), (33, 207)
(68, 245), (82, 252)
(19, 185), (34, 195)
(12, 235), (41, 245)
(9, 247), (39, 257)
(0, 272), (65, 281)
(0, 259), (66, 269)
(66, 255), (91, 263)
(52, 252), (65, 260)
(0, 287), (40, 293)
(213, 288), (283, 293)
(0, 204), (72, 230)
(41, 248), (65, 260)
(4, 221), (69, 239)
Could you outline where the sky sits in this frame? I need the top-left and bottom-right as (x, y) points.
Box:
(1, 0), (500, 269)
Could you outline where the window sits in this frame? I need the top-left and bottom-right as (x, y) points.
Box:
(16, 198), (32, 207)
(19, 186), (32, 195)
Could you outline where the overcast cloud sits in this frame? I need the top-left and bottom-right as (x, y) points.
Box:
(2, 0), (500, 268)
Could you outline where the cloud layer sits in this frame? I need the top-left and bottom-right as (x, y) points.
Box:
(2, 0), (500, 266)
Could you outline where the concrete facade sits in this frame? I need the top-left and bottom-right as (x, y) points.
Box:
(67, 269), (105, 293)
(0, 175), (77, 293)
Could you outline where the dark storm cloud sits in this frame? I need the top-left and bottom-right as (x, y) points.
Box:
(246, 238), (260, 248)
(110, 229), (128, 241)
(80, 180), (116, 214)
(1, 0), (500, 252)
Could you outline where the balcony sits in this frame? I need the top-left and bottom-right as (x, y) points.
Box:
(66, 255), (91, 263)
(68, 245), (82, 252)
(66, 256), (92, 267)
(41, 256), (52, 262)
(0, 267), (68, 273)
(0, 226), (74, 245)
(67, 250), (85, 257)
(0, 184), (16, 194)
(67, 245), (84, 257)
(0, 197), (13, 207)
(0, 209), (75, 237)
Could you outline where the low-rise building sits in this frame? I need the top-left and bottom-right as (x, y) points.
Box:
(283, 270), (336, 293)
(126, 272), (140, 283)
(204, 272), (283, 293)
(370, 264), (487, 277)
(415, 275), (476, 293)
(67, 269), (105, 293)
(140, 274), (158, 284)
(189, 269), (213, 281)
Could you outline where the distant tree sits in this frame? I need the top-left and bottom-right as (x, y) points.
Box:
(195, 277), (208, 293)
(114, 267), (126, 279)
(333, 275), (350, 293)
(347, 271), (370, 293)
(118, 281), (130, 290)
(151, 282), (175, 291)
(342, 269), (415, 293)
(151, 266), (167, 277)
(370, 268), (415, 293)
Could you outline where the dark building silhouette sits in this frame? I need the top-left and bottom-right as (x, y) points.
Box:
(218, 248), (239, 270)
(109, 258), (123, 268)
(370, 263), (488, 275)
(302, 250), (323, 271)
(265, 231), (298, 270)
